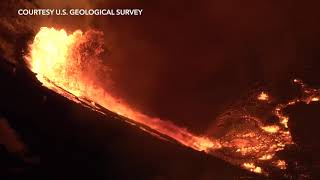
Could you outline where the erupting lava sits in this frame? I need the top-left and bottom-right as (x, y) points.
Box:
(25, 27), (320, 176)
(25, 27), (221, 153)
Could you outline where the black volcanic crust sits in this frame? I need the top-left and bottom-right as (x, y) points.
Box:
(0, 60), (260, 179)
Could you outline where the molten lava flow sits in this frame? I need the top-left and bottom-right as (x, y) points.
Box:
(25, 27), (320, 176)
(25, 27), (221, 153)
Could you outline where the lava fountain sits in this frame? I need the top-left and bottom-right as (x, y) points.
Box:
(25, 27), (319, 176)
(25, 27), (221, 152)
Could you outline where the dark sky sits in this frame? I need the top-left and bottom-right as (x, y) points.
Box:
(90, 0), (320, 133)
(18, 0), (320, 133)
(1, 1), (320, 178)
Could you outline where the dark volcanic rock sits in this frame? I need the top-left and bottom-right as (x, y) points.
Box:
(0, 58), (260, 179)
(281, 103), (320, 178)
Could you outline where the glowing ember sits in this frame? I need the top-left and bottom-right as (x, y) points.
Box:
(261, 125), (280, 133)
(259, 154), (274, 160)
(275, 160), (287, 170)
(243, 163), (262, 173)
(257, 92), (269, 101)
(280, 117), (289, 128)
(25, 27), (319, 176)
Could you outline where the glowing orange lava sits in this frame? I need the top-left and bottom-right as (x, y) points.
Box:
(25, 27), (221, 153)
(261, 125), (280, 133)
(257, 92), (269, 101)
(26, 27), (320, 176)
(243, 163), (262, 173)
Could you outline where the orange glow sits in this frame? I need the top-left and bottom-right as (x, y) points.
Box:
(257, 92), (269, 101)
(275, 160), (287, 170)
(243, 163), (262, 173)
(261, 125), (280, 133)
(25, 27), (221, 153)
(258, 154), (274, 160)
(26, 27), (314, 176)
(280, 117), (289, 128)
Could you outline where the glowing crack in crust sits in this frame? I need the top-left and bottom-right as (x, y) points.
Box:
(25, 27), (320, 176)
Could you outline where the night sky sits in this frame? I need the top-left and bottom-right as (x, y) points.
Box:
(9, 0), (320, 132)
(86, 0), (320, 133)
(1, 0), (320, 179)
